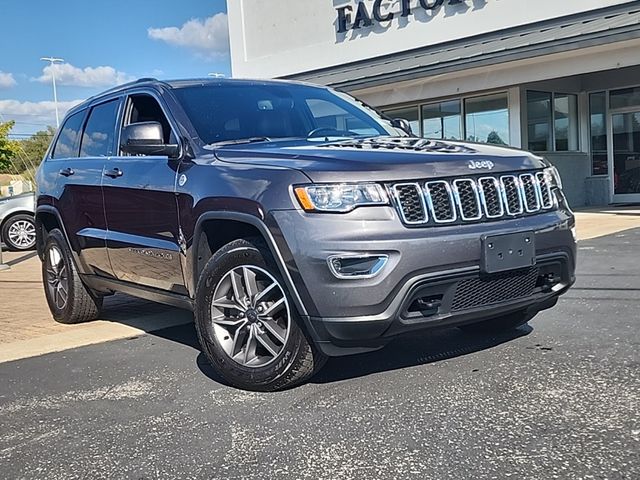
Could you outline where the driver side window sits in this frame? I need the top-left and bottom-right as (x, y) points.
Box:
(121, 94), (176, 155)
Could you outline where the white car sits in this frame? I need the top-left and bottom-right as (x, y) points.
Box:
(0, 192), (36, 251)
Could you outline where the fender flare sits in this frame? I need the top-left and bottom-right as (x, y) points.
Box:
(35, 206), (75, 261)
(192, 211), (309, 317)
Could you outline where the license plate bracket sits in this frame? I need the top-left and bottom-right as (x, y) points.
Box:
(481, 231), (536, 274)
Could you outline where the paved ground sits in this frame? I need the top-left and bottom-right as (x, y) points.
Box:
(0, 228), (638, 479)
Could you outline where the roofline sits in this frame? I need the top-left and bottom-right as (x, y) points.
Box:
(63, 76), (330, 119)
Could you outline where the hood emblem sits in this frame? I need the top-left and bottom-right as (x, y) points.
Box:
(468, 160), (495, 170)
(178, 174), (187, 187)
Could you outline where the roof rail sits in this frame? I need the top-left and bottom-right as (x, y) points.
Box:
(134, 77), (158, 83)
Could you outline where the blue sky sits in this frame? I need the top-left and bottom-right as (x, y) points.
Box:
(0, 0), (230, 137)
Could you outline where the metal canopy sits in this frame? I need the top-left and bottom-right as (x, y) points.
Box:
(284, 3), (640, 90)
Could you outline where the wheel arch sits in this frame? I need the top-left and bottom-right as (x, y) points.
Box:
(192, 211), (309, 318)
(35, 206), (70, 260)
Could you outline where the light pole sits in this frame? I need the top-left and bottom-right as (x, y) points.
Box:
(40, 57), (64, 128)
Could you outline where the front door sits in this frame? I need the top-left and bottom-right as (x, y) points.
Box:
(611, 109), (640, 203)
(102, 92), (187, 294)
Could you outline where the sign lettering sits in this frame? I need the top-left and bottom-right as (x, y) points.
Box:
(337, 0), (472, 33)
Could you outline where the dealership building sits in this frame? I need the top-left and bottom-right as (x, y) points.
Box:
(227, 0), (640, 206)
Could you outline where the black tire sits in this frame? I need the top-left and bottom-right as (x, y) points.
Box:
(2, 214), (36, 251)
(42, 229), (103, 324)
(195, 238), (326, 392)
(459, 310), (535, 334)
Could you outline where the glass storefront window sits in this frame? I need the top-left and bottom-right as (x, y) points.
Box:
(589, 92), (608, 176)
(382, 106), (420, 136)
(527, 91), (552, 151)
(554, 94), (579, 151)
(527, 91), (579, 152)
(464, 93), (509, 145)
(422, 100), (462, 140)
(610, 87), (640, 110)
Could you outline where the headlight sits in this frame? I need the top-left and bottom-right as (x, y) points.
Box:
(294, 183), (389, 212)
(544, 166), (563, 189)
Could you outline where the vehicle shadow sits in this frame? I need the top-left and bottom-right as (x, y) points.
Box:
(312, 325), (532, 384)
(186, 322), (533, 388)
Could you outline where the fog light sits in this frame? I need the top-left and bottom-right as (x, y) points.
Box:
(327, 254), (388, 279)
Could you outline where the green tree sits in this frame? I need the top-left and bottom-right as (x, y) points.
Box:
(0, 121), (21, 173)
(486, 130), (507, 145)
(14, 126), (56, 172)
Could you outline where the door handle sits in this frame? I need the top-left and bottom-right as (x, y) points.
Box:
(59, 168), (74, 177)
(104, 168), (123, 179)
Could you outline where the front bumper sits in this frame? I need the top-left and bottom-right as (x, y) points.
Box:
(269, 203), (576, 356)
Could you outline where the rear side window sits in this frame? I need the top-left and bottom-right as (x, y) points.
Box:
(51, 111), (85, 159)
(80, 99), (120, 157)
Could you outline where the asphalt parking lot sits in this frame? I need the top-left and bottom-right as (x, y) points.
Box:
(1, 228), (639, 479)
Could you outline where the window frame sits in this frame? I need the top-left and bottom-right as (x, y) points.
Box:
(118, 90), (181, 156)
(381, 89), (510, 145)
(525, 90), (580, 153)
(49, 109), (88, 161)
(78, 96), (123, 159)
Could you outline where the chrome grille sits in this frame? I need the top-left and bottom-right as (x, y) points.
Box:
(478, 177), (504, 218)
(392, 183), (427, 224)
(536, 171), (554, 209)
(391, 171), (555, 226)
(500, 175), (523, 215)
(453, 179), (482, 221)
(425, 181), (456, 223)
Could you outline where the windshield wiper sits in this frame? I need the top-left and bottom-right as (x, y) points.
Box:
(204, 137), (271, 149)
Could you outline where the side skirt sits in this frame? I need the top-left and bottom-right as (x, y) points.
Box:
(81, 274), (194, 311)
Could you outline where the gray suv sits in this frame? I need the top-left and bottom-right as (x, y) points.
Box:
(36, 78), (576, 391)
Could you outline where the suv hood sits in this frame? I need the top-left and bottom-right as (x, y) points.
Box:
(213, 137), (547, 183)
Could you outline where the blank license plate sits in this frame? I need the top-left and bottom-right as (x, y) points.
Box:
(481, 231), (536, 274)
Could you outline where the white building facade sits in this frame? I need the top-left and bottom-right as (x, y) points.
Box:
(227, 0), (640, 206)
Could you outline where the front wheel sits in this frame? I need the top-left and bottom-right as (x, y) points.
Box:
(195, 238), (326, 391)
(2, 214), (36, 251)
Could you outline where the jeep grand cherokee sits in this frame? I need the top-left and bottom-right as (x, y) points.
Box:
(36, 78), (576, 391)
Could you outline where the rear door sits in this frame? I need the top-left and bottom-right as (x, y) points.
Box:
(51, 99), (121, 277)
(102, 91), (186, 293)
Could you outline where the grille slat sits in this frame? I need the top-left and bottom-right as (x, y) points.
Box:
(392, 183), (427, 224)
(392, 170), (555, 226)
(425, 181), (457, 223)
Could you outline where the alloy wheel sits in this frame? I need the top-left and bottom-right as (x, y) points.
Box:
(45, 245), (69, 310)
(210, 265), (291, 368)
(7, 219), (36, 249)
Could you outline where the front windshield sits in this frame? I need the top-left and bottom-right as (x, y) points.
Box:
(172, 82), (402, 145)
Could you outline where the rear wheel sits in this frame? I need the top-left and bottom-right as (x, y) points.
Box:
(459, 310), (534, 333)
(2, 214), (36, 251)
(42, 229), (102, 324)
(195, 238), (326, 391)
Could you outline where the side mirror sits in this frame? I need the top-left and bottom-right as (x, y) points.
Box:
(391, 118), (413, 135)
(120, 121), (180, 158)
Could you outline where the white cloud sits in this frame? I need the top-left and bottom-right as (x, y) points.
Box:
(35, 63), (133, 88)
(0, 72), (17, 89)
(0, 99), (84, 127)
(148, 13), (229, 58)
